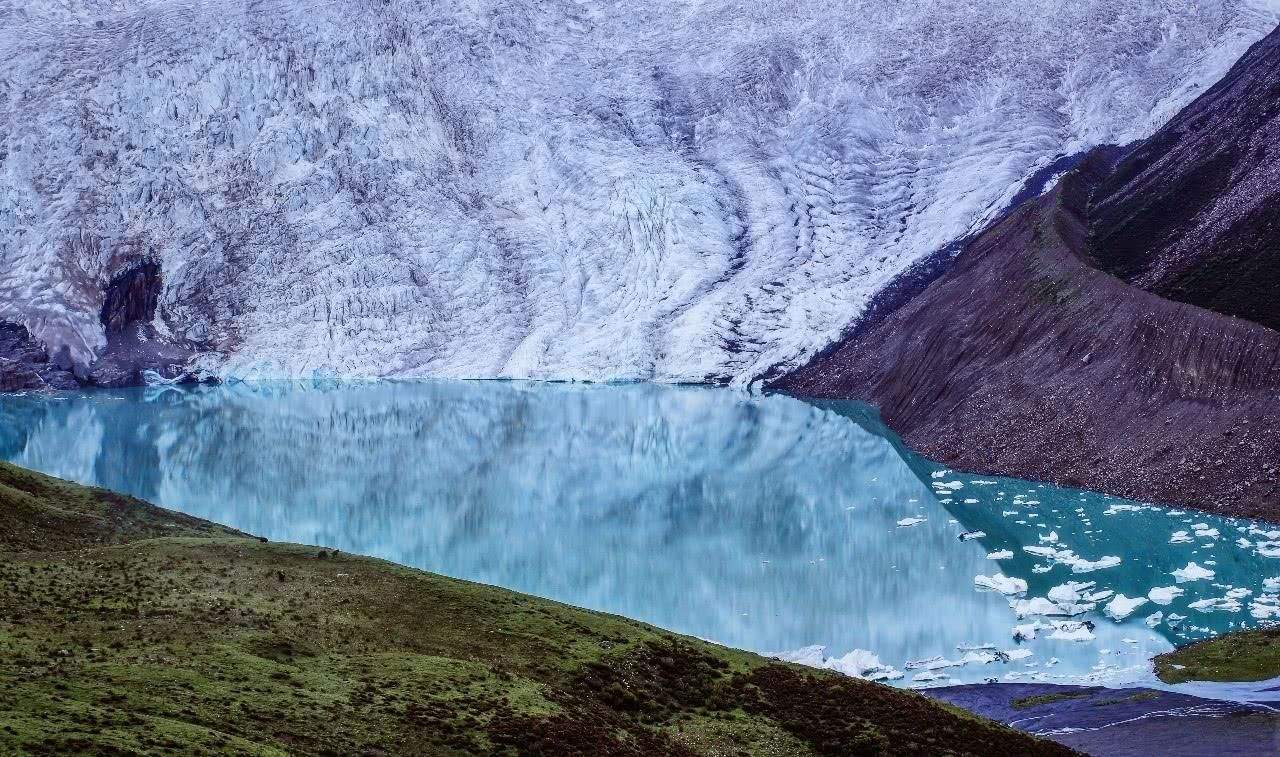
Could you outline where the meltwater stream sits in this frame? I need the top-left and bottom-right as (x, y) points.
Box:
(2, 381), (1277, 687)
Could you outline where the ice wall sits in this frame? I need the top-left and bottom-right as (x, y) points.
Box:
(3, 0), (1278, 382)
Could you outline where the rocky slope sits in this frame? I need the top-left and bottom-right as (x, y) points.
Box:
(775, 27), (1280, 519)
(1089, 26), (1280, 331)
(2, 0), (1278, 384)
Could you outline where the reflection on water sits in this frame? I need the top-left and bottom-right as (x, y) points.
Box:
(2, 381), (1275, 686)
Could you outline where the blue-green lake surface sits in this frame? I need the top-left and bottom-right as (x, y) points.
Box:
(3, 381), (1276, 686)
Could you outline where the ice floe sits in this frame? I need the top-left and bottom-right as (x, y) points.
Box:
(1147, 586), (1185, 605)
(1172, 562), (1215, 583)
(1103, 594), (1148, 621)
(906, 656), (963, 671)
(974, 574), (1028, 595)
(987, 549), (1014, 560)
(1191, 524), (1220, 541)
(1012, 622), (1042, 642)
(1257, 542), (1280, 558)
(1048, 621), (1096, 642)
(1250, 595), (1280, 619)
(1189, 596), (1244, 613)
(897, 517), (927, 528)
(1020, 543), (1120, 573)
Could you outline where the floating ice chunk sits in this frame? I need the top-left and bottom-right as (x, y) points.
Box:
(1048, 621), (1096, 642)
(1225, 587), (1253, 600)
(1237, 538), (1253, 549)
(963, 498), (979, 504)
(1104, 503), (1144, 515)
(1264, 577), (1280, 593)
(897, 517), (927, 528)
(1145, 612), (1163, 628)
(1066, 554), (1121, 574)
(1021, 544), (1119, 573)
(1147, 586), (1184, 605)
(975, 574), (1027, 595)
(960, 650), (1007, 665)
(912, 671), (950, 683)
(1250, 596), (1280, 620)
(987, 549), (1014, 560)
(1173, 562), (1215, 583)
(905, 656), (963, 671)
(1189, 596), (1243, 613)
(930, 470), (949, 479)
(1104, 595), (1148, 621)
(1013, 598), (1065, 618)
(933, 481), (963, 491)
(1257, 541), (1280, 558)
(1191, 523), (1220, 539)
(1023, 545), (1060, 558)
(1166, 613), (1186, 628)
(1048, 581), (1095, 604)
(959, 530), (986, 541)
(1012, 622), (1042, 641)
(1169, 531), (1193, 544)
(1006, 648), (1033, 661)
(1039, 531), (1059, 544)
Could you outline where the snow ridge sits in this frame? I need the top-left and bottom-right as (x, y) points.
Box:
(2, 0), (1278, 382)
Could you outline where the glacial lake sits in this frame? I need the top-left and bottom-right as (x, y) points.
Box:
(3, 380), (1277, 687)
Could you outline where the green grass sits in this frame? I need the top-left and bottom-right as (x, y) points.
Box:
(1155, 628), (1280, 684)
(1089, 691), (1161, 707)
(1010, 692), (1092, 710)
(0, 461), (1075, 756)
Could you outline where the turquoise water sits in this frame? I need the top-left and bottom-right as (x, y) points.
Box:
(2, 381), (1276, 686)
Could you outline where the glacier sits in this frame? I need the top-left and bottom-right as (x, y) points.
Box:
(2, 0), (1279, 383)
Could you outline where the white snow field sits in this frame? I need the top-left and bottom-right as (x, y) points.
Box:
(3, 0), (1279, 382)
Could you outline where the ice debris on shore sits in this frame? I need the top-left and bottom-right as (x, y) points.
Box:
(773, 646), (903, 682)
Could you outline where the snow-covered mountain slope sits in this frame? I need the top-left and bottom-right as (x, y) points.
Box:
(3, 0), (1278, 383)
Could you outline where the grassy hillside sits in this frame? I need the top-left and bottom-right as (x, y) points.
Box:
(1156, 629), (1280, 684)
(0, 461), (1072, 756)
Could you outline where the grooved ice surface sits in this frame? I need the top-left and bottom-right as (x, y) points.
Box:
(3, 0), (1278, 381)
